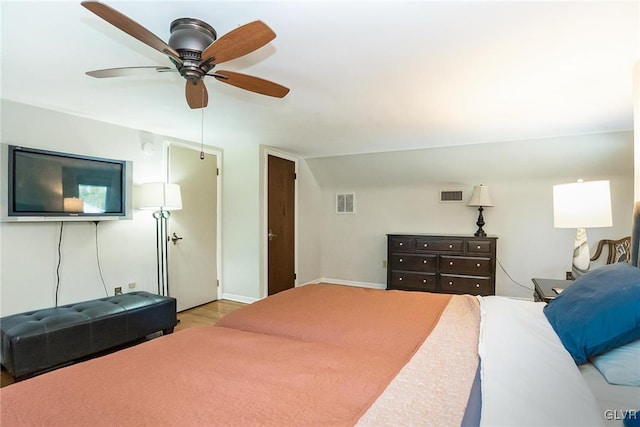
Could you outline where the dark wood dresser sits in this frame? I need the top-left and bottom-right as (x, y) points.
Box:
(386, 234), (497, 296)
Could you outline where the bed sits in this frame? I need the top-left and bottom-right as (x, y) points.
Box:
(1, 211), (639, 426)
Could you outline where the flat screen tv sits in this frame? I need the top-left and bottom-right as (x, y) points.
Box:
(1, 144), (132, 221)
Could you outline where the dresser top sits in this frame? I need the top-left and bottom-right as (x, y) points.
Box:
(387, 233), (498, 239)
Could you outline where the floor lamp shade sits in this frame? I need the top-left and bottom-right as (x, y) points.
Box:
(139, 182), (182, 211)
(553, 180), (613, 278)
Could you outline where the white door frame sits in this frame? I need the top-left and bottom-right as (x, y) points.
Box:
(166, 140), (223, 301)
(261, 147), (299, 299)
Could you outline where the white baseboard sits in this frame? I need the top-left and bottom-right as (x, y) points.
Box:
(221, 293), (260, 304)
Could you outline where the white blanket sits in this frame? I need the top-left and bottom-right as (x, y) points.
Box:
(478, 296), (604, 426)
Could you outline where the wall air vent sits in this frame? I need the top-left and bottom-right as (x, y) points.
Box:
(440, 190), (464, 202)
(336, 193), (355, 214)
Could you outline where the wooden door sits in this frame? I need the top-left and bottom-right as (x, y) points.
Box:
(168, 145), (218, 311)
(267, 155), (295, 295)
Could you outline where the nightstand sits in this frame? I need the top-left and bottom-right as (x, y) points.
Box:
(532, 278), (573, 303)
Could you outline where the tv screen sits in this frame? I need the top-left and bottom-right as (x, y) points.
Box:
(2, 144), (132, 221)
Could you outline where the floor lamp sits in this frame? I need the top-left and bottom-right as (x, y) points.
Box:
(140, 182), (182, 296)
(553, 180), (612, 279)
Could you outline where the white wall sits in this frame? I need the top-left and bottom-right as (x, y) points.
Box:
(0, 100), (164, 315)
(307, 131), (634, 298)
(296, 158), (323, 285)
(633, 61), (639, 264)
(635, 61), (640, 203)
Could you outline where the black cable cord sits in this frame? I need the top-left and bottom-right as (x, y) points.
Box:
(94, 221), (109, 297)
(55, 222), (63, 307)
(497, 258), (534, 291)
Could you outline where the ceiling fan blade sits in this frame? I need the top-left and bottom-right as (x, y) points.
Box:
(201, 21), (276, 65)
(213, 71), (289, 98)
(86, 66), (175, 78)
(81, 1), (182, 64)
(185, 80), (209, 109)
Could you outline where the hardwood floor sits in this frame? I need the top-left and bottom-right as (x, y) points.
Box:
(0, 299), (246, 389)
(175, 299), (246, 331)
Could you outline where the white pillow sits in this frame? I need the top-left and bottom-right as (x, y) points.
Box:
(591, 339), (640, 386)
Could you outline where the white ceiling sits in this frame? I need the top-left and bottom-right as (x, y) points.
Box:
(1, 1), (638, 158)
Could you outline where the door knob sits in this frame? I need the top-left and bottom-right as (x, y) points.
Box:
(268, 229), (278, 241)
(170, 233), (183, 245)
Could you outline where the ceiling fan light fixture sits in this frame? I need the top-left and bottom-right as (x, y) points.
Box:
(168, 18), (217, 53)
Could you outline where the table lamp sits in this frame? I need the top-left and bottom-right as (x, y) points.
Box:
(553, 180), (612, 279)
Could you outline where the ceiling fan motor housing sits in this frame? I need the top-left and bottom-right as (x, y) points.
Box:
(168, 18), (217, 81)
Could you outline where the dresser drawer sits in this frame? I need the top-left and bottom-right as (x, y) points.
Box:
(415, 239), (463, 252)
(467, 240), (493, 254)
(390, 254), (437, 272)
(440, 256), (492, 276)
(390, 271), (437, 291)
(389, 236), (414, 252)
(440, 275), (492, 296)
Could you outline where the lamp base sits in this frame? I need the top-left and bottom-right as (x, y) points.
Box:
(153, 209), (171, 296)
(474, 206), (487, 237)
(571, 227), (590, 279)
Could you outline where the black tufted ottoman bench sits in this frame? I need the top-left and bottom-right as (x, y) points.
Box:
(0, 291), (177, 381)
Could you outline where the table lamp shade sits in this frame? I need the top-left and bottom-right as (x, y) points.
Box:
(140, 182), (182, 211)
(468, 185), (494, 207)
(553, 180), (612, 228)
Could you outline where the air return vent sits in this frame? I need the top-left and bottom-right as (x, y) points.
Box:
(440, 190), (464, 202)
(336, 193), (355, 214)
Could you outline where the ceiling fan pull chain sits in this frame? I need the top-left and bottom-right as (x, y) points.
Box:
(200, 88), (205, 160)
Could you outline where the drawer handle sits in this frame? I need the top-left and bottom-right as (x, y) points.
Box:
(476, 245), (481, 249)
(422, 279), (427, 283)
(399, 242), (403, 246)
(449, 261), (454, 266)
(476, 263), (481, 267)
(399, 258), (403, 262)
(476, 283), (480, 288)
(448, 281), (453, 285)
(449, 244), (453, 248)
(424, 243), (428, 247)
(423, 260), (427, 264)
(399, 277), (403, 281)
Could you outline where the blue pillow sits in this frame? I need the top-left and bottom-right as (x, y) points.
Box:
(544, 262), (640, 365)
(591, 339), (640, 386)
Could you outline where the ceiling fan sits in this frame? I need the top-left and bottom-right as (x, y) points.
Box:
(81, 1), (289, 109)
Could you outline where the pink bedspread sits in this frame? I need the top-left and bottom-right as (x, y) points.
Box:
(0, 285), (466, 426)
(217, 284), (452, 356)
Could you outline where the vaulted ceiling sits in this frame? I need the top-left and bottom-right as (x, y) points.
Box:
(1, 1), (638, 158)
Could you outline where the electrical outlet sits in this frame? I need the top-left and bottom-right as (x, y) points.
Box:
(114, 287), (123, 296)
(565, 271), (573, 280)
(128, 282), (136, 289)
(382, 260), (387, 268)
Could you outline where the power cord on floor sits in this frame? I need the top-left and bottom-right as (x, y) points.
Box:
(497, 258), (534, 291)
